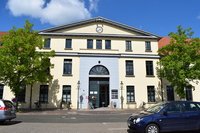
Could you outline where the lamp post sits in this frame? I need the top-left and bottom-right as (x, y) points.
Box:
(120, 81), (124, 109)
(77, 80), (80, 110)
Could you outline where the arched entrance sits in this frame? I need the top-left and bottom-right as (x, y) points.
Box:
(89, 65), (109, 108)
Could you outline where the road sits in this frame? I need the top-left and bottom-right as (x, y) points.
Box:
(0, 111), (132, 133)
(0, 110), (198, 133)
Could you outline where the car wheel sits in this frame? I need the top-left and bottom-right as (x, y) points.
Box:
(145, 123), (159, 133)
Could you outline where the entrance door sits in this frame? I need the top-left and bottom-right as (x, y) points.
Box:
(89, 78), (109, 108)
(100, 84), (109, 107)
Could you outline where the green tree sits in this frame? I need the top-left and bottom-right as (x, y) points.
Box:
(158, 26), (200, 98)
(0, 20), (55, 109)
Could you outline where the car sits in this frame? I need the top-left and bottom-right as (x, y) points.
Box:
(0, 100), (16, 123)
(127, 101), (200, 133)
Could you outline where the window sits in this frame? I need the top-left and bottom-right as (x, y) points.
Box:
(39, 85), (48, 103)
(147, 86), (155, 102)
(96, 40), (102, 49)
(146, 61), (154, 76)
(63, 59), (72, 75)
(111, 90), (118, 99)
(62, 85), (71, 103)
(183, 103), (199, 112)
(126, 40), (132, 51)
(44, 38), (51, 49)
(105, 40), (111, 49)
(89, 65), (109, 75)
(65, 39), (72, 49)
(127, 86), (135, 103)
(166, 86), (174, 101)
(18, 84), (26, 103)
(145, 41), (151, 51)
(126, 60), (134, 76)
(166, 103), (181, 113)
(0, 84), (4, 99)
(0, 41), (3, 46)
(87, 39), (93, 49)
(186, 86), (193, 101)
(41, 58), (51, 75)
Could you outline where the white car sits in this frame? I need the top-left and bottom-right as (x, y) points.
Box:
(0, 100), (16, 123)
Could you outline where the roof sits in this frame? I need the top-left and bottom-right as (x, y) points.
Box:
(40, 16), (160, 39)
(0, 32), (7, 37)
(0, 32), (7, 42)
(158, 37), (170, 49)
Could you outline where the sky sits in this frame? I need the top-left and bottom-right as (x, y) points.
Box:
(1, 0), (200, 37)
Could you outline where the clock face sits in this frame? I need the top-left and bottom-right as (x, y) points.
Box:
(96, 26), (103, 33)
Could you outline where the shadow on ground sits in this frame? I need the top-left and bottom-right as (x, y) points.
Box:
(0, 120), (22, 126)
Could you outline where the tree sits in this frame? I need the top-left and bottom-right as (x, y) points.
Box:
(0, 20), (55, 109)
(158, 26), (200, 98)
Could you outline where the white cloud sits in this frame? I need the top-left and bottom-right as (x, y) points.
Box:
(89, 0), (99, 12)
(6, 0), (99, 26)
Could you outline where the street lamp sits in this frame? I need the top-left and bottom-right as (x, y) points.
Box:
(120, 81), (124, 109)
(77, 80), (80, 110)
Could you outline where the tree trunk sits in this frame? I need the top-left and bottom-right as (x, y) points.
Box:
(29, 84), (33, 109)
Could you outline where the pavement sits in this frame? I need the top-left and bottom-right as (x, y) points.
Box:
(17, 107), (141, 115)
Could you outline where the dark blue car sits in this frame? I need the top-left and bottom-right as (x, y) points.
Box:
(127, 101), (200, 133)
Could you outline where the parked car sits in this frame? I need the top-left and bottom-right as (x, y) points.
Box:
(127, 101), (200, 133)
(0, 100), (16, 122)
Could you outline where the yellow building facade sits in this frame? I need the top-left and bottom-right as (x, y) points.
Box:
(1, 17), (199, 110)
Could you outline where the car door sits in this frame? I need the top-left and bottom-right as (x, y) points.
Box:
(158, 102), (185, 132)
(182, 102), (200, 131)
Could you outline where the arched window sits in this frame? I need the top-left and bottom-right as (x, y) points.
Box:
(89, 65), (109, 75)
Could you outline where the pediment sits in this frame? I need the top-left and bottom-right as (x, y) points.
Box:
(40, 17), (159, 39)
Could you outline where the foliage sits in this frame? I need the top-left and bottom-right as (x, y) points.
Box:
(0, 20), (55, 106)
(158, 26), (200, 98)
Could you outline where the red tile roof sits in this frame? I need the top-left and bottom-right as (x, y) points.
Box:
(158, 37), (170, 49)
(0, 32), (7, 36)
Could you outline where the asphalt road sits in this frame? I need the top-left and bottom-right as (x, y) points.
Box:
(0, 111), (199, 133)
(15, 113), (131, 123)
(0, 112), (131, 133)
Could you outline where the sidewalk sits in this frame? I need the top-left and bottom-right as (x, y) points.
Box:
(17, 107), (141, 115)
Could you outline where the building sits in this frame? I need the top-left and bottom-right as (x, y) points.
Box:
(2, 17), (198, 110)
(158, 37), (200, 102)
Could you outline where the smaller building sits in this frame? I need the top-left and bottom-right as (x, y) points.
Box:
(158, 37), (200, 102)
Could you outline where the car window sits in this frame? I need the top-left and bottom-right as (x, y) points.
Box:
(183, 102), (200, 112)
(146, 102), (165, 113)
(166, 103), (181, 113)
(195, 103), (200, 109)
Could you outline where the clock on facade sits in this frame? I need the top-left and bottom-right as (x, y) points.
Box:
(96, 25), (103, 33)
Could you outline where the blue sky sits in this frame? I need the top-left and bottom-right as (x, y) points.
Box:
(1, 0), (200, 37)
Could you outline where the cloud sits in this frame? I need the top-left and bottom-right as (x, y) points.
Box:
(6, 0), (99, 26)
(89, 0), (99, 12)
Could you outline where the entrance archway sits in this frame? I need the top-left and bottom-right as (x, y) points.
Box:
(89, 65), (109, 108)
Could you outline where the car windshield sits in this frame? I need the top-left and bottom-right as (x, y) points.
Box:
(146, 102), (166, 113)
